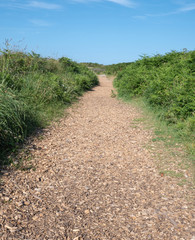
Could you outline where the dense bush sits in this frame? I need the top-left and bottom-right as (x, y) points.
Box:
(105, 62), (132, 75)
(81, 62), (105, 74)
(114, 50), (195, 140)
(81, 62), (132, 75)
(0, 48), (98, 164)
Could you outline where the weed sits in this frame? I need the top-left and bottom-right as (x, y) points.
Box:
(152, 136), (165, 142)
(132, 117), (145, 123)
(161, 170), (184, 178)
(111, 90), (117, 98)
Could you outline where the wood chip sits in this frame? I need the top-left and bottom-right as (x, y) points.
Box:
(0, 76), (194, 239)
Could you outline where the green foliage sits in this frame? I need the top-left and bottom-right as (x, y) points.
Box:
(114, 50), (195, 145)
(81, 62), (106, 74)
(105, 62), (132, 75)
(0, 87), (27, 147)
(80, 62), (132, 75)
(0, 47), (98, 165)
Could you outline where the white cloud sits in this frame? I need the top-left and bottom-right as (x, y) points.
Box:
(72, 0), (136, 8)
(179, 3), (195, 12)
(133, 2), (195, 19)
(28, 1), (61, 10)
(0, 0), (62, 10)
(107, 0), (136, 7)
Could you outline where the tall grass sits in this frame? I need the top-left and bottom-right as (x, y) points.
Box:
(0, 47), (98, 165)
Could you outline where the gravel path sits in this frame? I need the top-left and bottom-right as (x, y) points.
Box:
(0, 75), (194, 239)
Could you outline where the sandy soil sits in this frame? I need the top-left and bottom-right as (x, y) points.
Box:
(0, 75), (194, 239)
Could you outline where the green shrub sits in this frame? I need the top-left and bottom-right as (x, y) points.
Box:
(0, 47), (98, 165)
(105, 62), (132, 75)
(114, 50), (195, 141)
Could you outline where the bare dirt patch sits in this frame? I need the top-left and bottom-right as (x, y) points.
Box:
(0, 75), (194, 239)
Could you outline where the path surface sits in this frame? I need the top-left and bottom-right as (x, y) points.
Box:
(0, 75), (194, 239)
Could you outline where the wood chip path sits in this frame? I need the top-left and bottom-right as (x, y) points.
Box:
(0, 75), (194, 239)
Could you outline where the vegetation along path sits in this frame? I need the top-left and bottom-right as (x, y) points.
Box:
(0, 75), (194, 239)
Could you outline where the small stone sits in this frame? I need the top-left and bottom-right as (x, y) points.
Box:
(24, 201), (30, 206)
(182, 205), (188, 209)
(84, 209), (90, 214)
(14, 215), (21, 220)
(142, 210), (147, 216)
(161, 206), (168, 211)
(5, 224), (17, 233)
(16, 201), (24, 207)
(59, 226), (65, 230)
(32, 215), (39, 221)
(4, 197), (10, 202)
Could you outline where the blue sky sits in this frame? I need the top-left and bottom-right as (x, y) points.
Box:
(0, 0), (195, 64)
